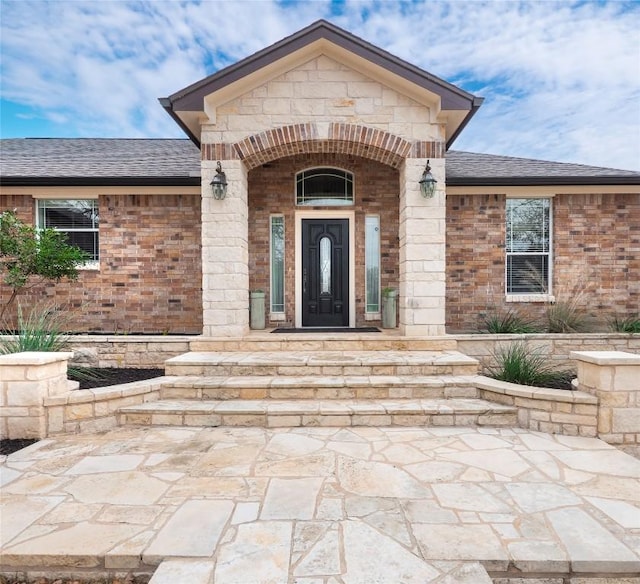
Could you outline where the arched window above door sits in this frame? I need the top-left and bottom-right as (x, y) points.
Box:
(296, 168), (354, 206)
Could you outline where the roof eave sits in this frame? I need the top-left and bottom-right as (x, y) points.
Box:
(0, 176), (201, 187)
(159, 98), (202, 148)
(447, 176), (640, 187)
(446, 97), (484, 150)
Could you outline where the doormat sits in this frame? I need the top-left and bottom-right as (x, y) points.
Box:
(271, 327), (380, 333)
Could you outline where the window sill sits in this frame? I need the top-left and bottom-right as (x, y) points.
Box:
(506, 294), (555, 303)
(269, 313), (286, 321)
(78, 261), (100, 271)
(365, 312), (381, 321)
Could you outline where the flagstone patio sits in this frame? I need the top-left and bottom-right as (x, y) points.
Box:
(1, 426), (639, 583)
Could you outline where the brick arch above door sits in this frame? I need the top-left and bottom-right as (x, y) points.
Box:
(201, 123), (444, 169)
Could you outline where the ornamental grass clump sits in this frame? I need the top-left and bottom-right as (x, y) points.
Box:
(544, 277), (590, 333)
(481, 308), (540, 334)
(0, 302), (105, 382)
(487, 341), (574, 389)
(610, 316), (640, 334)
(0, 302), (70, 354)
(546, 300), (588, 333)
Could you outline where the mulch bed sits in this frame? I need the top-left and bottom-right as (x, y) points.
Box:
(0, 578), (149, 584)
(0, 438), (39, 456)
(71, 368), (165, 390)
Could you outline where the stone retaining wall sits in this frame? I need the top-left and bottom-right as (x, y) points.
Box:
(70, 336), (194, 368)
(456, 333), (640, 371)
(475, 376), (598, 437)
(43, 378), (168, 436)
(0, 332), (631, 370)
(2, 350), (637, 447)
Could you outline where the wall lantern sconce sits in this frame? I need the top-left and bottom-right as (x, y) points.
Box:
(419, 160), (437, 198)
(210, 161), (228, 200)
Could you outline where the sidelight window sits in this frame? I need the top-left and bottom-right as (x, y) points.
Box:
(270, 215), (285, 313)
(365, 215), (380, 312)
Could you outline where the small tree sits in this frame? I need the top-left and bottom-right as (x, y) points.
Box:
(0, 210), (88, 322)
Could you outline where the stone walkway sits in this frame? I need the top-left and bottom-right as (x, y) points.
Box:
(1, 426), (640, 583)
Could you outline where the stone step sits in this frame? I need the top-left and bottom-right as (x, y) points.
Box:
(189, 335), (458, 353)
(160, 375), (480, 401)
(164, 350), (480, 377)
(118, 398), (517, 428)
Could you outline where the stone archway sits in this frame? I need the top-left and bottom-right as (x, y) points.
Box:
(200, 123), (447, 336)
(232, 123), (415, 170)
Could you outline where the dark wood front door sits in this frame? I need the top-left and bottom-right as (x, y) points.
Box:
(302, 219), (349, 327)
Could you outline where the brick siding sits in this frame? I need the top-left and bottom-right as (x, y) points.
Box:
(4, 188), (635, 335)
(248, 153), (399, 327)
(446, 192), (640, 332)
(1, 194), (202, 334)
(446, 194), (505, 331)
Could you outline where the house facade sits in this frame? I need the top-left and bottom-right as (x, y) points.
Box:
(1, 21), (639, 336)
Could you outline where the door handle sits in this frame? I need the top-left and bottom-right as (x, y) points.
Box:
(303, 269), (307, 294)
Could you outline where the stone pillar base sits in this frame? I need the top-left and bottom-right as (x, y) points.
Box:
(572, 350), (640, 447)
(0, 352), (73, 439)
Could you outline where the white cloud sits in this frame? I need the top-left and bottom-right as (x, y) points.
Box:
(1, 0), (638, 170)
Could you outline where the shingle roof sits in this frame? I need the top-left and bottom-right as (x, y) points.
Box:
(0, 138), (201, 185)
(1, 138), (638, 186)
(446, 150), (640, 186)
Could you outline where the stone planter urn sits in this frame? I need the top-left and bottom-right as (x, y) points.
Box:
(250, 291), (266, 330)
(382, 288), (397, 329)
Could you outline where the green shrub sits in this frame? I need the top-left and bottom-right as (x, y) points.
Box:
(0, 210), (88, 321)
(610, 316), (640, 333)
(487, 341), (574, 389)
(481, 308), (540, 334)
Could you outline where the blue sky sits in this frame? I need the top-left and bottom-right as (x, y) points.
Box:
(1, 0), (639, 170)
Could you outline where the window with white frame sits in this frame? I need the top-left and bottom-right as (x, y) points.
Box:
(506, 198), (551, 294)
(37, 199), (99, 261)
(296, 168), (354, 206)
(365, 215), (380, 312)
(270, 215), (285, 313)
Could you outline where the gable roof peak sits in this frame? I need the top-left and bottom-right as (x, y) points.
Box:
(161, 19), (482, 148)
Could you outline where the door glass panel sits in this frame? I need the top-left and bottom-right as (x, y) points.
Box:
(320, 236), (331, 294)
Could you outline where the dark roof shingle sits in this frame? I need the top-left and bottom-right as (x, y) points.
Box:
(0, 138), (201, 185)
(446, 150), (640, 185)
(1, 138), (638, 186)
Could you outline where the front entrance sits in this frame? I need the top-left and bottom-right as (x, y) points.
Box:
(302, 218), (349, 327)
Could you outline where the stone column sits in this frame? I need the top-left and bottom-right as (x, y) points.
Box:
(398, 158), (446, 336)
(201, 159), (250, 337)
(572, 350), (640, 451)
(0, 352), (73, 439)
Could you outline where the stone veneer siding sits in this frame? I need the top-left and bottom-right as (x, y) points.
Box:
(248, 153), (399, 327)
(446, 192), (640, 332)
(0, 194), (202, 334)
